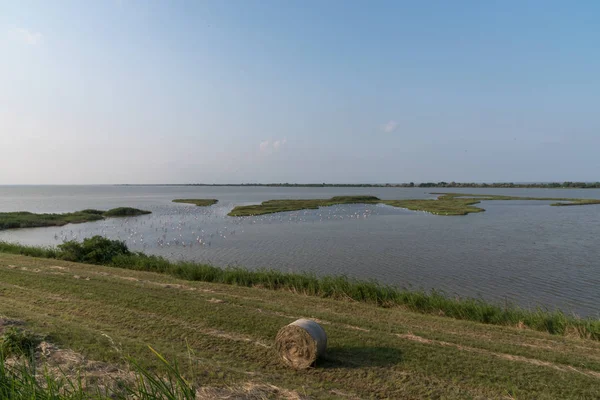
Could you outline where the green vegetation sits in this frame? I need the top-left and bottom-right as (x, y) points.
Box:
(1, 237), (598, 341)
(0, 342), (197, 399)
(0, 208), (151, 231)
(58, 236), (131, 265)
(1, 252), (600, 398)
(101, 207), (151, 217)
(551, 199), (600, 206)
(0, 327), (40, 359)
(229, 193), (600, 216)
(172, 199), (218, 207)
(228, 195), (381, 216)
(402, 193), (600, 215)
(0, 211), (105, 230)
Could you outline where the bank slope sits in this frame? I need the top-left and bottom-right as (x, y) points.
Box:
(1, 253), (599, 399)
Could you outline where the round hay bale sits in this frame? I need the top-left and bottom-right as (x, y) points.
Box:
(275, 319), (327, 369)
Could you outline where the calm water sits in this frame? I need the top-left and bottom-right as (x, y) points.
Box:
(1, 185), (599, 317)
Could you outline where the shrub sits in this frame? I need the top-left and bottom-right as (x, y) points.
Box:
(58, 236), (130, 264)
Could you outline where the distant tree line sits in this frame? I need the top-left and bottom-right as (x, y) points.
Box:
(119, 182), (600, 188)
(413, 182), (600, 189)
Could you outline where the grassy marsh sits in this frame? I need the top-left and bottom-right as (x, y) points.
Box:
(172, 199), (218, 207)
(228, 193), (600, 216)
(228, 195), (381, 216)
(101, 207), (152, 217)
(0, 208), (150, 231)
(1, 252), (600, 398)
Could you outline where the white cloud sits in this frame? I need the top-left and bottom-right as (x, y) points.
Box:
(382, 120), (398, 133)
(259, 138), (286, 153)
(9, 28), (43, 45)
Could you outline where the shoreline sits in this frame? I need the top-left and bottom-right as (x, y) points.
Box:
(1, 237), (598, 340)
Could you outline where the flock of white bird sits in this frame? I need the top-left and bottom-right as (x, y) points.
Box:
(49, 202), (385, 256)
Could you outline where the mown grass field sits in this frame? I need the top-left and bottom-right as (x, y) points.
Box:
(228, 193), (600, 216)
(1, 253), (600, 399)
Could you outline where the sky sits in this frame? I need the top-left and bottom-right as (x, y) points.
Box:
(1, 1), (599, 184)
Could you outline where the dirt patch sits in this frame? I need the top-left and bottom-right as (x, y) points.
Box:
(328, 389), (362, 399)
(208, 297), (227, 304)
(36, 341), (133, 385)
(340, 324), (370, 332)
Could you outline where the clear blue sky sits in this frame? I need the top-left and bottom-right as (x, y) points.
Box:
(1, 0), (599, 184)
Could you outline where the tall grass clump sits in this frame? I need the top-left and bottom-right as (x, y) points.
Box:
(1, 237), (600, 340)
(0, 345), (196, 400)
(0, 327), (40, 360)
(0, 241), (59, 258)
(0, 355), (76, 400)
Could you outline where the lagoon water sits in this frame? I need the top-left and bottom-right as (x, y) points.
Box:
(1, 185), (599, 317)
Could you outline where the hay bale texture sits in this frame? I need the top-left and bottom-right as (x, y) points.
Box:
(275, 319), (327, 369)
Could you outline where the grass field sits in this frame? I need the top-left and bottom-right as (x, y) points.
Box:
(228, 193), (600, 216)
(0, 208), (151, 231)
(1, 253), (600, 398)
(172, 199), (219, 207)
